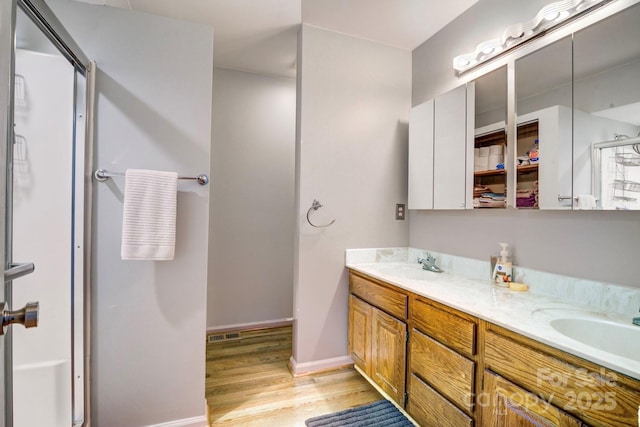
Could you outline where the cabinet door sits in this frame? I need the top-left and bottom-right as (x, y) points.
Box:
(482, 371), (582, 427)
(348, 295), (372, 376)
(515, 37), (573, 211)
(408, 99), (434, 209)
(434, 85), (468, 209)
(516, 106), (572, 210)
(371, 306), (407, 406)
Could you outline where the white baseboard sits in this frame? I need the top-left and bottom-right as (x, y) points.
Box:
(288, 355), (353, 376)
(144, 415), (208, 427)
(207, 317), (293, 334)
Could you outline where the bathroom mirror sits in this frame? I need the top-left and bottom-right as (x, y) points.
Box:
(573, 2), (640, 210)
(515, 36), (573, 210)
(472, 66), (507, 209)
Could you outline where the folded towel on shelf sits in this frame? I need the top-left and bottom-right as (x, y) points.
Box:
(474, 185), (491, 198)
(121, 169), (178, 261)
(476, 192), (506, 208)
(517, 193), (539, 208)
(516, 199), (537, 208)
(480, 192), (505, 200)
(516, 189), (535, 198)
(477, 199), (506, 208)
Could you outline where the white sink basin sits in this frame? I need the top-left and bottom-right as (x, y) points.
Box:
(550, 318), (640, 360)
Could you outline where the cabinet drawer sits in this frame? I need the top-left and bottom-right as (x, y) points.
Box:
(485, 329), (640, 427)
(350, 273), (407, 320)
(482, 370), (583, 427)
(410, 329), (475, 413)
(411, 297), (476, 356)
(407, 373), (473, 427)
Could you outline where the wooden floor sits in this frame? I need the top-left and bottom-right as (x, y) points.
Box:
(205, 326), (382, 426)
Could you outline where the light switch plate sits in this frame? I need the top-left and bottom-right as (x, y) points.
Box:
(396, 204), (405, 220)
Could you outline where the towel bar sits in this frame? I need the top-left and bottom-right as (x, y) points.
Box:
(94, 169), (209, 186)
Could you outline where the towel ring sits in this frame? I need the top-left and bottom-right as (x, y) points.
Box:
(306, 199), (335, 228)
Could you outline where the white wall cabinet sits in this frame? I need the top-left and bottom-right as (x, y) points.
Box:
(408, 85), (470, 210)
(408, 99), (434, 209)
(434, 85), (469, 209)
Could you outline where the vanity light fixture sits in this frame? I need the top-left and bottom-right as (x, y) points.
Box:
(452, 0), (611, 74)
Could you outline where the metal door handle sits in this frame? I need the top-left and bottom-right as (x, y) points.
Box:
(4, 262), (35, 282)
(0, 301), (39, 335)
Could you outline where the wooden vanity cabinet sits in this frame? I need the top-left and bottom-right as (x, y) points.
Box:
(348, 272), (407, 405)
(347, 270), (640, 427)
(483, 324), (640, 427)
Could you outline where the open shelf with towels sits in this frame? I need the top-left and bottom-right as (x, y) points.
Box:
(473, 127), (506, 209)
(516, 121), (540, 209)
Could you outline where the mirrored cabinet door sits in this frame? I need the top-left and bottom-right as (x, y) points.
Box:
(434, 85), (468, 209)
(515, 36), (573, 210)
(574, 2), (640, 210)
(471, 66), (507, 209)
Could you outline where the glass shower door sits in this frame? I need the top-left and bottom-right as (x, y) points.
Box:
(12, 9), (75, 425)
(2, 1), (91, 425)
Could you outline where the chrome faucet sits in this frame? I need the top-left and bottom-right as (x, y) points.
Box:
(417, 253), (443, 273)
(633, 308), (640, 326)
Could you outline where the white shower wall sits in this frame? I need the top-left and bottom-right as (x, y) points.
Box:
(12, 48), (74, 427)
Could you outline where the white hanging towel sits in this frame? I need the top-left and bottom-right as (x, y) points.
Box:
(121, 169), (178, 260)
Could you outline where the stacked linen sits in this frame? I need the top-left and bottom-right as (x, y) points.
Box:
(473, 185), (491, 208)
(477, 192), (505, 208)
(473, 185), (491, 198)
(516, 181), (539, 208)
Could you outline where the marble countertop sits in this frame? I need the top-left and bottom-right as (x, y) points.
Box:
(346, 257), (640, 381)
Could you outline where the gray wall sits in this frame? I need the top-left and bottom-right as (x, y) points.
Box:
(411, 0), (640, 289)
(293, 25), (411, 369)
(48, 1), (213, 425)
(208, 67), (295, 329)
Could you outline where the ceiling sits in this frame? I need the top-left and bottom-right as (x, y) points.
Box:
(71, 0), (478, 77)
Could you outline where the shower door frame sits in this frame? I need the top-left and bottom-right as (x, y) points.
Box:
(0, 1), (16, 423)
(1, 0), (94, 425)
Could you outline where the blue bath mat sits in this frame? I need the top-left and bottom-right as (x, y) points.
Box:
(305, 399), (413, 427)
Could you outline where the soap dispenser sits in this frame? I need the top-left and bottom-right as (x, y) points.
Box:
(492, 243), (512, 286)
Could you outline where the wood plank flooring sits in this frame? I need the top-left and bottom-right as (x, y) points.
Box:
(205, 326), (382, 426)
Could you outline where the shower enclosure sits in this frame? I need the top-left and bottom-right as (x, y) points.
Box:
(1, 1), (93, 426)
